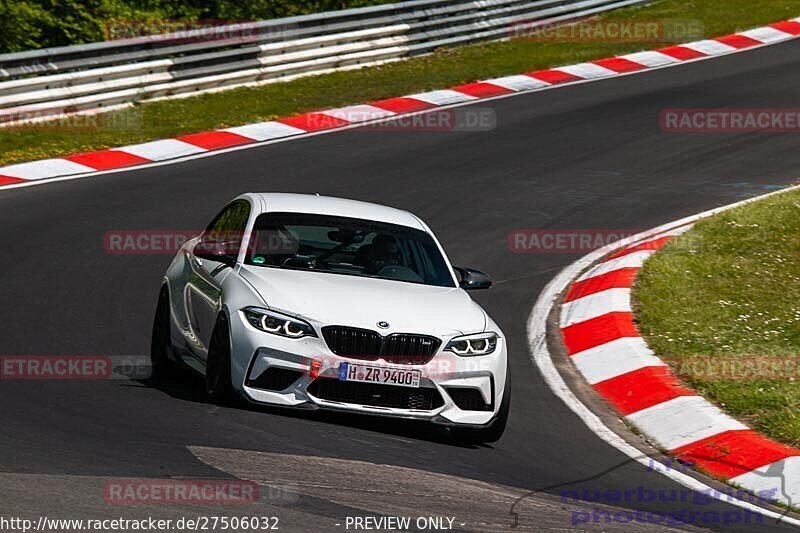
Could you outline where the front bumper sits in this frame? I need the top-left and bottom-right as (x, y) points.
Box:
(228, 310), (508, 427)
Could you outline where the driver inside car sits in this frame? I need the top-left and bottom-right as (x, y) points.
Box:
(355, 234), (402, 274)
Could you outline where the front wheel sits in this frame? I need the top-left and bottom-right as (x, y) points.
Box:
(450, 371), (511, 444)
(205, 315), (235, 405)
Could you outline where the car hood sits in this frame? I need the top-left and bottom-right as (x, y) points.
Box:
(240, 266), (486, 337)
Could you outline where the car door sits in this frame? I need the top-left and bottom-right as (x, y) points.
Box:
(186, 200), (251, 362)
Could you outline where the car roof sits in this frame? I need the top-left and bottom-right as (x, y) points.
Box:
(252, 193), (426, 230)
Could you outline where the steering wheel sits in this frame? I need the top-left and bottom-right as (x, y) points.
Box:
(376, 265), (424, 282)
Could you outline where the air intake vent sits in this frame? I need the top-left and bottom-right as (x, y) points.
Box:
(446, 387), (492, 411)
(308, 378), (444, 410)
(247, 367), (303, 391)
(322, 326), (440, 365)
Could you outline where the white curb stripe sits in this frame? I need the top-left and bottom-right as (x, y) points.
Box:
(619, 51), (681, 68)
(223, 121), (307, 141)
(0, 159), (96, 180)
(483, 74), (550, 91)
(405, 90), (477, 105)
(576, 250), (656, 281)
(626, 396), (748, 450)
(683, 39), (737, 55)
(119, 139), (206, 161)
(571, 337), (665, 385)
(320, 104), (396, 122)
(729, 457), (800, 505)
(740, 27), (794, 43)
(557, 63), (617, 79)
(560, 288), (632, 327)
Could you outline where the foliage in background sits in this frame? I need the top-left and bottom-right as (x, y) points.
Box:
(0, 0), (395, 53)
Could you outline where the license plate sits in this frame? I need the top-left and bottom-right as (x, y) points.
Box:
(338, 362), (421, 388)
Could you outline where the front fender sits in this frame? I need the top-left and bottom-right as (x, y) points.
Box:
(220, 266), (268, 390)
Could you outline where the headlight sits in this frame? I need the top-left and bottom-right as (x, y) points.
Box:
(445, 332), (498, 356)
(242, 307), (316, 338)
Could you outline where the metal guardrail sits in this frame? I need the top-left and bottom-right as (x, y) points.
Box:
(0, 0), (648, 124)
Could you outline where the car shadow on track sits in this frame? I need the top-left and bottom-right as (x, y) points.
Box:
(134, 368), (492, 450)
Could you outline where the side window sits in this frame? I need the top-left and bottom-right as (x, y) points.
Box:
(201, 201), (251, 257)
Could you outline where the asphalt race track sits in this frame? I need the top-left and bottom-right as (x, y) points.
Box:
(1, 39), (799, 532)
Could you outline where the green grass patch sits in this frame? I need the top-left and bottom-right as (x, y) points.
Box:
(1, 0), (798, 166)
(0, 1), (398, 53)
(635, 187), (800, 448)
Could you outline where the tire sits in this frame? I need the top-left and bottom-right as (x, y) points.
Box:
(149, 287), (172, 380)
(451, 370), (511, 444)
(205, 314), (235, 405)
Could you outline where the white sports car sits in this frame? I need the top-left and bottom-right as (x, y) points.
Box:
(151, 193), (509, 442)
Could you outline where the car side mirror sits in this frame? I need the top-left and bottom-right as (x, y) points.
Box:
(194, 233), (239, 266)
(455, 267), (492, 290)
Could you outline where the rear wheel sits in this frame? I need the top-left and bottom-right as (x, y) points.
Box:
(149, 287), (171, 379)
(451, 370), (511, 444)
(205, 315), (235, 405)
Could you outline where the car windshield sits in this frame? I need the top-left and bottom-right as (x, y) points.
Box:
(245, 212), (455, 288)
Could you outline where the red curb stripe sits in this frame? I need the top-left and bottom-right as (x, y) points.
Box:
(672, 430), (800, 479)
(606, 236), (673, 261)
(770, 21), (800, 35)
(593, 57), (647, 73)
(177, 131), (254, 150)
(657, 45), (707, 61)
(65, 150), (152, 171)
(1, 18), (799, 190)
(593, 366), (695, 416)
(451, 82), (513, 98)
(369, 97), (435, 114)
(278, 113), (350, 132)
(561, 312), (639, 355)
(715, 34), (763, 49)
(564, 268), (638, 302)
(526, 69), (583, 85)
(0, 175), (25, 186)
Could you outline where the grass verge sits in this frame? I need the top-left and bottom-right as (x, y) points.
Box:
(1, 0), (798, 166)
(635, 186), (800, 448)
